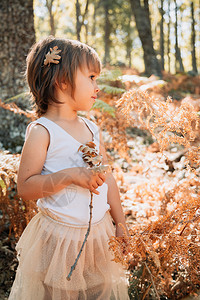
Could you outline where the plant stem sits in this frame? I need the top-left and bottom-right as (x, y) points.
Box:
(66, 192), (93, 280)
(144, 262), (160, 300)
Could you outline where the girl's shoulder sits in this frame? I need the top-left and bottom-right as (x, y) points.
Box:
(22, 121), (50, 163)
(25, 117), (50, 141)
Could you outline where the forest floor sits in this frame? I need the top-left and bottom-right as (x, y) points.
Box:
(1, 142), (200, 299)
(0, 70), (200, 299)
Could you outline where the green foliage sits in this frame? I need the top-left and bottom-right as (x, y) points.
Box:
(91, 69), (126, 116)
(98, 69), (126, 95)
(99, 69), (123, 82)
(98, 84), (125, 95)
(92, 99), (116, 117)
(3, 92), (29, 104)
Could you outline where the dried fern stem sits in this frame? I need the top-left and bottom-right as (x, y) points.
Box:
(66, 142), (109, 280)
(66, 166), (109, 280)
(66, 192), (93, 281)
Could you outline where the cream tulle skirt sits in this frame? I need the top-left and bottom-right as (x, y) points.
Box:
(9, 211), (129, 300)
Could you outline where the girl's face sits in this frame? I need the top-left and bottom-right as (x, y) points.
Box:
(73, 66), (100, 111)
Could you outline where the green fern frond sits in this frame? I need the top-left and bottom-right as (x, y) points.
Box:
(92, 99), (116, 118)
(99, 69), (122, 82)
(98, 84), (125, 95)
(4, 92), (29, 103)
(0, 177), (6, 196)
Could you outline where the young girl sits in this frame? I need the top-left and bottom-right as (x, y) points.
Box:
(9, 36), (129, 300)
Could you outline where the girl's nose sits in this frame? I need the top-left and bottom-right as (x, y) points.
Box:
(95, 83), (100, 93)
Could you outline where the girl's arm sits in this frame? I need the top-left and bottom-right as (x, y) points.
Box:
(99, 131), (129, 236)
(17, 124), (104, 201)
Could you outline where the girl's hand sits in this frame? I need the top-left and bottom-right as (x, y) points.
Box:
(115, 223), (129, 237)
(116, 224), (130, 256)
(71, 167), (106, 195)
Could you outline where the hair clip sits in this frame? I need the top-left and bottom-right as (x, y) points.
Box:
(44, 46), (61, 66)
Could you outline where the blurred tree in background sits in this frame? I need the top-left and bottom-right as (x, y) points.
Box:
(34, 0), (199, 75)
(0, 0), (199, 98)
(0, 0), (35, 100)
(129, 0), (162, 76)
(0, 0), (35, 153)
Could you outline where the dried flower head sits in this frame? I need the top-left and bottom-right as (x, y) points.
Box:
(44, 46), (61, 66)
(78, 142), (102, 167)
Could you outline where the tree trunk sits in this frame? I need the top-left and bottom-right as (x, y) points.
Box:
(46, 0), (56, 36)
(125, 10), (132, 68)
(126, 36), (132, 69)
(129, 0), (162, 77)
(103, 0), (111, 65)
(0, 0), (35, 153)
(92, 1), (97, 38)
(174, 0), (184, 73)
(0, 0), (35, 100)
(167, 0), (171, 73)
(159, 0), (165, 70)
(76, 0), (90, 42)
(84, 22), (88, 44)
(191, 1), (198, 74)
(76, 0), (82, 41)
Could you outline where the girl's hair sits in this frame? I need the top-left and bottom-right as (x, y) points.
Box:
(26, 36), (102, 117)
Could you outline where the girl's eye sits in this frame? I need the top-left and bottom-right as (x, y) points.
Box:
(90, 75), (95, 81)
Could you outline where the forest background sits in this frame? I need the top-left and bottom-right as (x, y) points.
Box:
(0, 0), (200, 299)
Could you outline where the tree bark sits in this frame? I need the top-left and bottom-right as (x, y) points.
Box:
(125, 12), (132, 68)
(76, 0), (82, 41)
(0, 0), (35, 153)
(84, 22), (88, 44)
(46, 0), (56, 36)
(174, 0), (184, 73)
(167, 0), (171, 73)
(191, 1), (198, 74)
(0, 0), (35, 100)
(92, 1), (97, 37)
(103, 0), (111, 65)
(159, 0), (165, 70)
(76, 0), (90, 41)
(129, 0), (162, 77)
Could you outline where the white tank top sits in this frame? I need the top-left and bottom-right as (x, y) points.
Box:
(25, 116), (110, 226)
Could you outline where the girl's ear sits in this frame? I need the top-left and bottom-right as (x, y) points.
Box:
(60, 82), (68, 90)
(55, 79), (68, 90)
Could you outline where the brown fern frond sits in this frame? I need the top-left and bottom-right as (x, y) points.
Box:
(0, 99), (35, 120)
